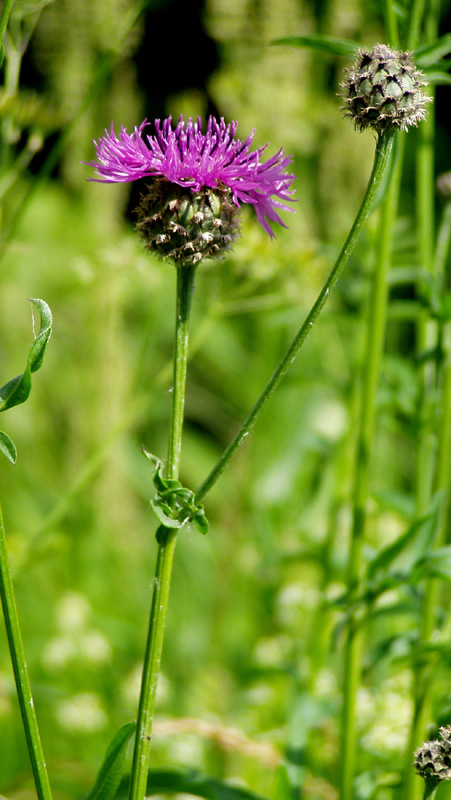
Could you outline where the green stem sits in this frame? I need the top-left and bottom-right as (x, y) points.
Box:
(195, 129), (396, 505)
(403, 5), (439, 795)
(0, 0), (14, 62)
(0, 500), (53, 800)
(422, 780), (439, 800)
(339, 134), (404, 800)
(128, 263), (196, 800)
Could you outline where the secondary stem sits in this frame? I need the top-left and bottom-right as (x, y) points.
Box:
(195, 129), (396, 506)
(403, 4), (439, 795)
(128, 264), (196, 800)
(0, 499), (53, 800)
(339, 134), (403, 800)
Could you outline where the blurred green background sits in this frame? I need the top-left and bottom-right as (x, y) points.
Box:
(1, 1), (451, 798)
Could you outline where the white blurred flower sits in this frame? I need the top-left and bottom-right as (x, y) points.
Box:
(56, 592), (91, 632)
(42, 636), (77, 672)
(253, 635), (291, 667)
(310, 399), (347, 441)
(56, 692), (107, 732)
(79, 631), (112, 664)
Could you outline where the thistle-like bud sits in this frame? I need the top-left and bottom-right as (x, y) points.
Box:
(342, 43), (431, 134)
(136, 179), (240, 267)
(414, 726), (451, 784)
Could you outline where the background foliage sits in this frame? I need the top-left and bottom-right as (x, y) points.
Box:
(1, 0), (451, 798)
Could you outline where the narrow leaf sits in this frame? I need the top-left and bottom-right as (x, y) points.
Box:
(84, 721), (136, 800)
(415, 34), (451, 66)
(0, 299), (52, 412)
(0, 369), (32, 412)
(141, 768), (270, 800)
(413, 547), (451, 582)
(271, 34), (360, 57)
(0, 431), (17, 464)
(27, 298), (53, 373)
(422, 71), (451, 85)
(367, 510), (438, 582)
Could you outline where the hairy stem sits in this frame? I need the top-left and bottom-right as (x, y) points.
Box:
(128, 264), (196, 800)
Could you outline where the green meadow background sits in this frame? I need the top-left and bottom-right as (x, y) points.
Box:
(1, 0), (451, 798)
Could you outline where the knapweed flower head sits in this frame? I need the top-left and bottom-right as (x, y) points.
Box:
(414, 726), (451, 785)
(86, 115), (296, 266)
(342, 43), (431, 134)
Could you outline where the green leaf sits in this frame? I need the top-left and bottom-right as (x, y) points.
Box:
(366, 509), (438, 583)
(84, 721), (136, 800)
(144, 447), (209, 536)
(27, 298), (52, 373)
(119, 768), (270, 800)
(422, 70), (451, 85)
(415, 34), (451, 67)
(413, 547), (451, 582)
(0, 298), (52, 413)
(0, 431), (17, 464)
(271, 34), (360, 57)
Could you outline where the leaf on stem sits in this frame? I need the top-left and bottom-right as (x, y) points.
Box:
(118, 767), (270, 800)
(415, 34), (451, 67)
(143, 448), (209, 536)
(270, 34), (361, 57)
(84, 721), (136, 800)
(0, 431), (17, 464)
(0, 298), (52, 413)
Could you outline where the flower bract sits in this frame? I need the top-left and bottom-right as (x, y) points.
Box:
(85, 115), (296, 241)
(342, 43), (431, 134)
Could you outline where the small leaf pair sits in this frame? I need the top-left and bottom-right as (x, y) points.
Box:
(143, 448), (209, 537)
(0, 299), (52, 464)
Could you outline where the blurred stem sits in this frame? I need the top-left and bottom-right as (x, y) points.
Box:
(195, 129), (396, 505)
(128, 264), (196, 800)
(403, 3), (439, 795)
(407, 0), (426, 49)
(0, 500), (53, 800)
(339, 133), (403, 800)
(0, 0), (14, 65)
(384, 0), (399, 47)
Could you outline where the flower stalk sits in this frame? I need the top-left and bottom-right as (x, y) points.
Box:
(0, 499), (53, 800)
(128, 263), (196, 800)
(195, 129), (396, 505)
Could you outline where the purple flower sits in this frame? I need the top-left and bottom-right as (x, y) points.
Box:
(86, 115), (296, 239)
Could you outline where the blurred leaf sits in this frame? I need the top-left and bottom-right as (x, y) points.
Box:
(118, 769), (270, 800)
(413, 547), (451, 582)
(0, 298), (52, 413)
(415, 34), (451, 67)
(0, 431), (17, 464)
(271, 35), (360, 57)
(366, 509), (439, 583)
(273, 764), (293, 800)
(84, 721), (136, 800)
(422, 71), (451, 85)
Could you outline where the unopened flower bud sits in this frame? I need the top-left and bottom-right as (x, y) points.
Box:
(414, 726), (451, 784)
(342, 43), (431, 134)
